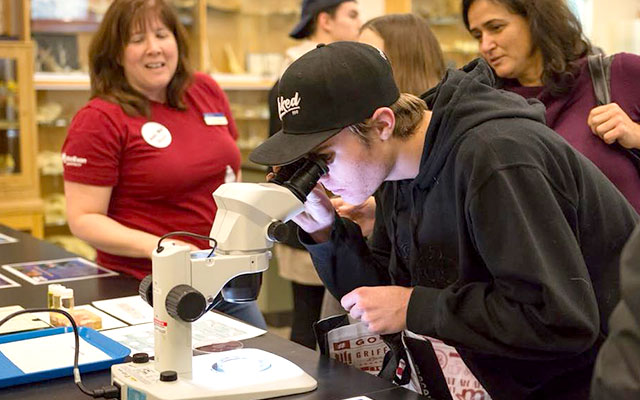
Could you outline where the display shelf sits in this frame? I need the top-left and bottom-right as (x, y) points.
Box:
(40, 170), (62, 177)
(0, 120), (20, 130)
(45, 219), (67, 228)
(0, 34), (43, 238)
(428, 15), (463, 26)
(206, 0), (299, 16)
(31, 19), (101, 34)
(33, 72), (92, 91)
(34, 72), (276, 91)
(235, 116), (269, 121)
(37, 120), (69, 128)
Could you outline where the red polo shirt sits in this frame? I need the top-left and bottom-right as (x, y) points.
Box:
(62, 73), (241, 279)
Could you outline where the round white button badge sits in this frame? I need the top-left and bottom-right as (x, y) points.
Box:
(141, 122), (172, 148)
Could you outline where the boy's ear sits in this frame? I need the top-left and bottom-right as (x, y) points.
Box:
(316, 11), (331, 33)
(371, 107), (395, 141)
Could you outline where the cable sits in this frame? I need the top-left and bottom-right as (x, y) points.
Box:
(0, 308), (120, 399)
(204, 294), (224, 314)
(156, 231), (218, 256)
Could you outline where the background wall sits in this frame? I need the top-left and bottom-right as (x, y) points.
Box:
(576, 0), (640, 54)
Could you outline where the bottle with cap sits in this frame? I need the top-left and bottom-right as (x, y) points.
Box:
(47, 284), (64, 308)
(59, 287), (74, 310)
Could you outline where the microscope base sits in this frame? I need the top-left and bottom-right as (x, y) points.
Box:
(111, 348), (317, 400)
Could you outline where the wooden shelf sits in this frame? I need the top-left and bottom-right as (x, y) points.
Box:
(428, 16), (464, 26)
(31, 19), (101, 34)
(235, 115), (268, 121)
(34, 72), (276, 91)
(38, 120), (69, 128)
(34, 72), (92, 90)
(45, 219), (67, 228)
(0, 120), (20, 130)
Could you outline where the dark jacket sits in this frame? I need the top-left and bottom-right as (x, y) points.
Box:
(591, 224), (640, 399)
(302, 59), (639, 399)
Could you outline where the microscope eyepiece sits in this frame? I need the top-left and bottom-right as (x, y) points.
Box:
(269, 156), (328, 202)
(268, 158), (307, 186)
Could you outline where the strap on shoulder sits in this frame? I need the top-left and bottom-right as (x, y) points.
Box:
(587, 54), (612, 105)
(587, 55), (640, 164)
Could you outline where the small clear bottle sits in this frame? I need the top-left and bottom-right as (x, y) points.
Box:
(59, 288), (74, 310)
(47, 284), (64, 309)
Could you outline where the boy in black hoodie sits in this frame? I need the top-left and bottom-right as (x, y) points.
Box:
(250, 42), (638, 399)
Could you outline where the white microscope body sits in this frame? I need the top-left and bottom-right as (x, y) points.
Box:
(111, 166), (323, 400)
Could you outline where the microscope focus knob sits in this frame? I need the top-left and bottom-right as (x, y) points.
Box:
(139, 274), (153, 306)
(160, 370), (177, 382)
(165, 285), (206, 322)
(132, 353), (150, 364)
(267, 221), (290, 243)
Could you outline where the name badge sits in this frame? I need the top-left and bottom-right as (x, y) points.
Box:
(203, 112), (228, 126)
(141, 122), (172, 148)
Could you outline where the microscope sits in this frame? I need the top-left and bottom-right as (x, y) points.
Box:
(111, 157), (327, 400)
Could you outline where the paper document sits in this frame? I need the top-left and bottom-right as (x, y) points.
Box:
(0, 331), (110, 374)
(92, 295), (153, 325)
(77, 305), (128, 330)
(2, 257), (117, 285)
(192, 311), (266, 346)
(101, 311), (266, 355)
(0, 273), (20, 289)
(33, 305), (128, 331)
(0, 233), (18, 245)
(0, 305), (50, 335)
(101, 323), (154, 355)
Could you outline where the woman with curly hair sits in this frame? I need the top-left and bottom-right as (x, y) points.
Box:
(463, 0), (640, 212)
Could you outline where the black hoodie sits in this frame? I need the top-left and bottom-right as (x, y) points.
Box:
(302, 59), (638, 399)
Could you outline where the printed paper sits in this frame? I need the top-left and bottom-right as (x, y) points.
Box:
(0, 232), (18, 244)
(101, 311), (266, 355)
(92, 295), (153, 325)
(2, 257), (117, 285)
(0, 273), (20, 289)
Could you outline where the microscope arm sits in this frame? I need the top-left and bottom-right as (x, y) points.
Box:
(149, 182), (305, 374)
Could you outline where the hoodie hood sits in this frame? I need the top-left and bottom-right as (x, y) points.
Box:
(417, 58), (547, 189)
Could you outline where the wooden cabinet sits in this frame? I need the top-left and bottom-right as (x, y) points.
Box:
(0, 2), (43, 238)
(412, 0), (478, 67)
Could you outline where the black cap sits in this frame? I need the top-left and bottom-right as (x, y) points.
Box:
(289, 0), (350, 39)
(250, 42), (399, 166)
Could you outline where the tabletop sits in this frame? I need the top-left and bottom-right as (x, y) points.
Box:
(0, 225), (427, 400)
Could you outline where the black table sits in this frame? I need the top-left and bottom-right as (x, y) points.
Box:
(0, 225), (426, 400)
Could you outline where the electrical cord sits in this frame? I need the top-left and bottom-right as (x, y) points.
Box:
(204, 295), (224, 314)
(0, 308), (120, 399)
(157, 231), (226, 314)
(156, 231), (218, 257)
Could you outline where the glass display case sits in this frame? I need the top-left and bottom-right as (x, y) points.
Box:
(412, 0), (478, 67)
(0, 41), (43, 238)
(0, 57), (20, 176)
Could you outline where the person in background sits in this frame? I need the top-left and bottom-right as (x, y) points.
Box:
(62, 0), (266, 328)
(333, 13), (446, 237)
(463, 0), (640, 213)
(267, 0), (361, 349)
(250, 41), (638, 399)
(359, 13), (445, 95)
(591, 224), (640, 399)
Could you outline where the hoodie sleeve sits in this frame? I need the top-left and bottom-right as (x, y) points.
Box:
(407, 165), (601, 358)
(300, 209), (392, 301)
(591, 224), (640, 399)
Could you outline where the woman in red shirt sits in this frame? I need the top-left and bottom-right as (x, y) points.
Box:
(62, 0), (265, 328)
